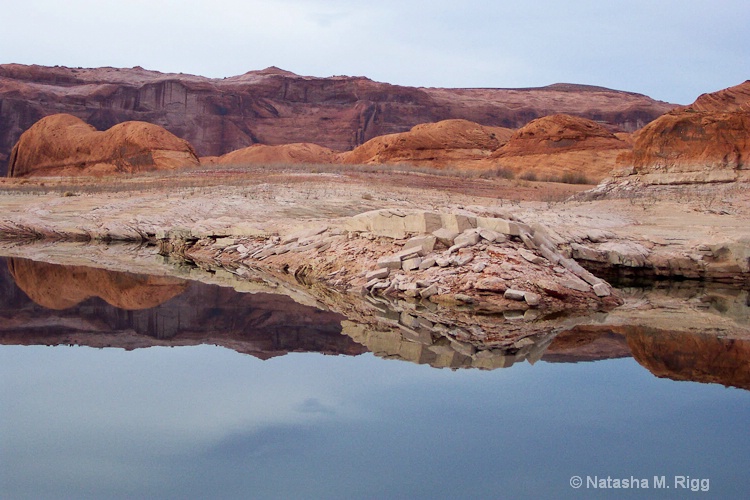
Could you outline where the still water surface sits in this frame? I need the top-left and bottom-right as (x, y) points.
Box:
(1, 256), (748, 499)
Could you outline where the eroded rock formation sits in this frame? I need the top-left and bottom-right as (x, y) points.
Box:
(339, 119), (514, 168)
(7, 114), (199, 177)
(205, 142), (339, 166)
(488, 114), (632, 181)
(617, 80), (750, 184)
(0, 63), (675, 175)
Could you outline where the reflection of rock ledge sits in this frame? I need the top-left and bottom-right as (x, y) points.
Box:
(342, 320), (556, 370)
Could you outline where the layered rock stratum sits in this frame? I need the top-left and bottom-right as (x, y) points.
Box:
(0, 63), (675, 175)
(7, 113), (199, 177)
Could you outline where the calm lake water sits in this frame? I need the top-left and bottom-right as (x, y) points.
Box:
(1, 256), (749, 499)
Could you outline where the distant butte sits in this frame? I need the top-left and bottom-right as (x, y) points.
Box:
(0, 63), (676, 176)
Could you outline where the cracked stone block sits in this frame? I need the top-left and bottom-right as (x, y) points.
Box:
(402, 257), (423, 271)
(441, 213), (477, 232)
(523, 291), (541, 306)
(419, 283), (438, 299)
(419, 257), (437, 270)
(519, 248), (546, 265)
(478, 228), (504, 243)
(377, 255), (402, 270)
(454, 230), (481, 247)
(403, 234), (437, 255)
(476, 217), (526, 236)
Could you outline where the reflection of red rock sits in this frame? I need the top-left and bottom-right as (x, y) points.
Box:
(627, 328), (750, 391)
(543, 324), (632, 362)
(7, 258), (188, 310)
(619, 81), (750, 183)
(340, 119), (513, 167)
(7, 113), (199, 177)
(545, 323), (750, 391)
(489, 114), (631, 181)
(0, 257), (365, 359)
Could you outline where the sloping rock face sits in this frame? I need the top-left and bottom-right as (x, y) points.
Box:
(208, 142), (338, 166)
(488, 114), (632, 181)
(619, 80), (750, 184)
(0, 64), (676, 175)
(7, 113), (199, 177)
(339, 119), (513, 167)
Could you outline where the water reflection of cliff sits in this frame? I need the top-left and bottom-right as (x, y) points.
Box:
(0, 257), (364, 359)
(544, 325), (750, 391)
(1, 256), (748, 391)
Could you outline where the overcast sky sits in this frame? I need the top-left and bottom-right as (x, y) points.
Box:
(1, 0), (748, 104)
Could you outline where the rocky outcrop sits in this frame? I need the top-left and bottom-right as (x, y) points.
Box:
(339, 119), (513, 167)
(0, 63), (676, 175)
(7, 114), (199, 177)
(488, 114), (632, 182)
(616, 80), (750, 185)
(161, 208), (621, 320)
(205, 142), (339, 166)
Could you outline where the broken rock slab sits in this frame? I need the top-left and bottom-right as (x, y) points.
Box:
(454, 230), (481, 248)
(432, 227), (459, 247)
(403, 234), (437, 255)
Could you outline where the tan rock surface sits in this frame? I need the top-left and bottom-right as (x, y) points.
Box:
(7, 114), (199, 177)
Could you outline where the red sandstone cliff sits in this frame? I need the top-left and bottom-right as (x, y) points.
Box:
(618, 80), (750, 184)
(0, 63), (675, 176)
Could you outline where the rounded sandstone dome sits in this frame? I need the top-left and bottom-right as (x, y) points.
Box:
(7, 113), (199, 177)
